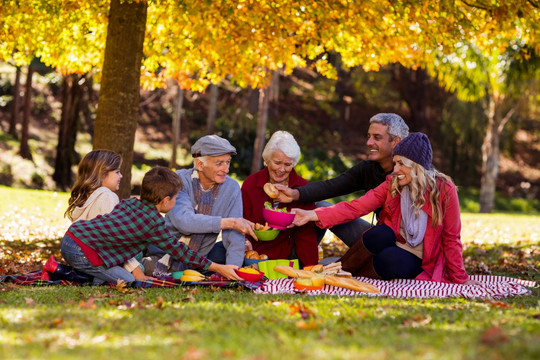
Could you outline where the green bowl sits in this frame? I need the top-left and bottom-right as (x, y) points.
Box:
(253, 228), (280, 241)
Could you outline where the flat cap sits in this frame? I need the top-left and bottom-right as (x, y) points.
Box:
(191, 135), (237, 158)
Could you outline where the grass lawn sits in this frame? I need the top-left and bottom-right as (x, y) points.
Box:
(1, 186), (539, 359)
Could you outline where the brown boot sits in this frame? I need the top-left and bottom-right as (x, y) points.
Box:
(339, 239), (375, 276)
(356, 261), (381, 279)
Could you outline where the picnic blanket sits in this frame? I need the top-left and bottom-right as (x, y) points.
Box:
(0, 270), (262, 290)
(254, 275), (536, 299)
(1, 271), (535, 299)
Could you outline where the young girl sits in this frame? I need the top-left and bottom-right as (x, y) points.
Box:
(65, 150), (123, 222)
(44, 150), (153, 282)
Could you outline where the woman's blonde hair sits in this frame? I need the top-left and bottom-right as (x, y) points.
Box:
(391, 156), (454, 226)
(65, 150), (122, 221)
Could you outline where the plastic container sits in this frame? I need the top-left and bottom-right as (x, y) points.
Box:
(235, 268), (265, 282)
(253, 228), (280, 241)
(262, 208), (295, 230)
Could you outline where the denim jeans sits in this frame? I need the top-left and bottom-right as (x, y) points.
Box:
(146, 241), (225, 273)
(60, 234), (135, 284)
(315, 200), (372, 247)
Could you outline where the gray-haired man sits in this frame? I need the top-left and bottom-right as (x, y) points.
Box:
(144, 135), (255, 274)
(276, 113), (409, 251)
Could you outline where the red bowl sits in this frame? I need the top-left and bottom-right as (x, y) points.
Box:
(235, 268), (265, 282)
(262, 208), (295, 230)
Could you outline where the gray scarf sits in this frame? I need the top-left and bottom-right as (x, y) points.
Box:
(400, 186), (428, 247)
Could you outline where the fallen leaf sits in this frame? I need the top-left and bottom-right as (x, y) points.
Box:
(182, 346), (207, 360)
(489, 301), (509, 308)
(481, 326), (508, 345)
(115, 280), (128, 293)
(296, 319), (318, 330)
(79, 297), (96, 309)
(25, 297), (36, 306)
(155, 296), (164, 309)
(49, 317), (64, 327)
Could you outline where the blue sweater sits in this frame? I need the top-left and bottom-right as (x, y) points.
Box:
(164, 168), (245, 267)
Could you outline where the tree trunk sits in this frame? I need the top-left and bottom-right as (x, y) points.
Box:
(392, 64), (428, 131)
(479, 96), (500, 213)
(93, 0), (147, 199)
(170, 83), (184, 168)
(335, 56), (353, 134)
(251, 85), (270, 173)
(53, 74), (83, 190)
(9, 66), (21, 138)
(206, 83), (218, 134)
(19, 65), (34, 160)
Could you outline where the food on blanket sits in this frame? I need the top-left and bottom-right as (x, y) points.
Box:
(236, 268), (265, 282)
(294, 277), (324, 291)
(245, 250), (260, 259)
(304, 264), (324, 272)
(263, 183), (279, 199)
(322, 262), (342, 273)
(238, 267), (260, 274)
(323, 275), (379, 293)
(273, 265), (318, 278)
(183, 269), (204, 277)
(335, 271), (352, 278)
(258, 254), (269, 260)
(180, 269), (206, 282)
(311, 275), (325, 287)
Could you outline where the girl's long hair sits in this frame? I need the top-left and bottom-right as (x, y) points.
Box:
(391, 156), (454, 226)
(65, 150), (121, 221)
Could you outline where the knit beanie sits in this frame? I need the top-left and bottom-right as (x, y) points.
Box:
(392, 132), (433, 169)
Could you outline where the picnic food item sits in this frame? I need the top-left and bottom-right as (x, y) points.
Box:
(274, 265), (379, 293)
(303, 264), (324, 272)
(180, 269), (205, 282)
(273, 265), (319, 278)
(323, 275), (379, 293)
(254, 222), (272, 231)
(245, 250), (260, 259)
(294, 276), (324, 291)
(236, 268), (265, 282)
(245, 250), (269, 259)
(263, 182), (279, 198)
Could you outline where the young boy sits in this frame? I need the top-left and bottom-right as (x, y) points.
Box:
(60, 166), (243, 284)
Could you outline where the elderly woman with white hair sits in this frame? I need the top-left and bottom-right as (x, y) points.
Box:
(241, 131), (318, 266)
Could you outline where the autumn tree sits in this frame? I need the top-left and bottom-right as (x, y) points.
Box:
(1, 0), (538, 198)
(93, 0), (147, 199)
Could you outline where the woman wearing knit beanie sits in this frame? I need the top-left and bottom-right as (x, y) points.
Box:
(292, 133), (480, 285)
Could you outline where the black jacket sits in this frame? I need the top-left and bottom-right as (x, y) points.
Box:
(298, 160), (389, 203)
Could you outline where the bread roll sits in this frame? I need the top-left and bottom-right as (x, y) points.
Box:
(263, 183), (279, 199)
(323, 275), (379, 293)
(258, 254), (269, 260)
(245, 250), (259, 259)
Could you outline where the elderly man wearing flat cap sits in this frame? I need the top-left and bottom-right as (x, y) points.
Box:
(154, 135), (256, 269)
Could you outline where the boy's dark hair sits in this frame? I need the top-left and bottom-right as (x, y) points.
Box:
(140, 166), (183, 205)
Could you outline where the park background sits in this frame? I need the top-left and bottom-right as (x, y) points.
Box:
(0, 1), (539, 359)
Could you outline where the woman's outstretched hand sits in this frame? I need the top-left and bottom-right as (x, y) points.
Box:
(291, 208), (318, 227)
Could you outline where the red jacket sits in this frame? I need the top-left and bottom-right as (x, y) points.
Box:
(315, 176), (470, 284)
(241, 168), (318, 266)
